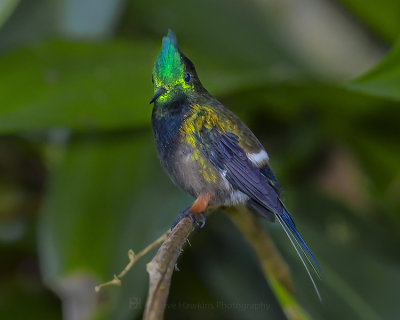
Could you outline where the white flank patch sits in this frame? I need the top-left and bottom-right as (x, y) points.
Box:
(219, 173), (249, 206)
(225, 190), (249, 206)
(247, 150), (269, 166)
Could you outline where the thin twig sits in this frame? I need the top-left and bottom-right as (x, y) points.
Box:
(95, 231), (171, 292)
(143, 216), (194, 320)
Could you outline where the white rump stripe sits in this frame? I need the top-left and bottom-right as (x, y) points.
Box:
(247, 150), (269, 166)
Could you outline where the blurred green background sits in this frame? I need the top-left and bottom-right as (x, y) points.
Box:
(0, 0), (399, 319)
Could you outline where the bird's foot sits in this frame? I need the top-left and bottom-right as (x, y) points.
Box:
(171, 208), (206, 231)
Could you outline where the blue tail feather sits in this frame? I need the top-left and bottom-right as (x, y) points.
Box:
(281, 210), (322, 273)
(276, 211), (322, 301)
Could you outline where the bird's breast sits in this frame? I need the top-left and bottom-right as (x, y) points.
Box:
(151, 109), (182, 161)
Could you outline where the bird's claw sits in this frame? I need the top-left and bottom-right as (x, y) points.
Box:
(197, 212), (206, 229)
(171, 209), (206, 231)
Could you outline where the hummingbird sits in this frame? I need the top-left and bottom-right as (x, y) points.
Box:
(150, 30), (321, 299)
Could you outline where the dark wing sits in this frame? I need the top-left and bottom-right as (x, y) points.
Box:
(260, 164), (283, 197)
(204, 131), (284, 216)
(199, 129), (323, 295)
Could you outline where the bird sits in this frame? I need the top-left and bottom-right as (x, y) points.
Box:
(150, 30), (321, 299)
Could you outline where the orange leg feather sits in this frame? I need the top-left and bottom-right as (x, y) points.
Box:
(189, 193), (211, 216)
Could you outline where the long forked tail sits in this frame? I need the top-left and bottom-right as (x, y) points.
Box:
(276, 210), (322, 301)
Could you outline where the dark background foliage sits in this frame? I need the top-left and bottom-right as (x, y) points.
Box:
(0, 0), (399, 319)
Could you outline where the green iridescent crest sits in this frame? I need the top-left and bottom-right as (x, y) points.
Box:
(153, 30), (190, 91)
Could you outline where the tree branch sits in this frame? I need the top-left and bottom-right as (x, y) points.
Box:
(96, 207), (309, 320)
(143, 216), (194, 320)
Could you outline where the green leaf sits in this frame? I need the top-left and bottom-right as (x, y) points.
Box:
(0, 41), (156, 133)
(346, 37), (400, 101)
(337, 0), (400, 42)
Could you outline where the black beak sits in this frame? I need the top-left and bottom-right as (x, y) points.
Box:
(149, 86), (167, 104)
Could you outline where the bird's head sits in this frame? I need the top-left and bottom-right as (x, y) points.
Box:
(150, 30), (203, 104)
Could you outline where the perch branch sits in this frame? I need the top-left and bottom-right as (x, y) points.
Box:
(96, 206), (307, 319)
(143, 216), (194, 320)
(95, 231), (170, 292)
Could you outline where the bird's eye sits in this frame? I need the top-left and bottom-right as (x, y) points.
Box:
(184, 73), (191, 83)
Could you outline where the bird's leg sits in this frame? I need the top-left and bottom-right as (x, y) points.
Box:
(170, 208), (199, 230)
(171, 193), (210, 230)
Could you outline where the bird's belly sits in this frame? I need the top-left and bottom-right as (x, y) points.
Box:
(167, 143), (238, 205)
